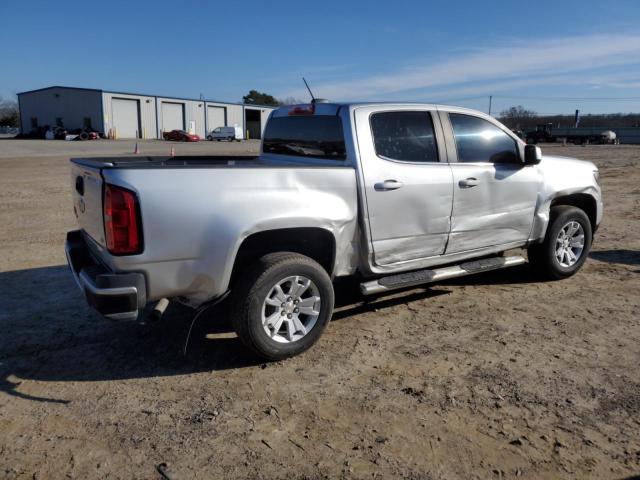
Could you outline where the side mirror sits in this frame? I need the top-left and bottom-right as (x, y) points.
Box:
(524, 144), (542, 165)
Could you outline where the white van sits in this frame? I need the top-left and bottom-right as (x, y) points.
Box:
(207, 125), (243, 141)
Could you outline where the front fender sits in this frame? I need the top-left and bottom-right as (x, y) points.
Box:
(529, 155), (602, 242)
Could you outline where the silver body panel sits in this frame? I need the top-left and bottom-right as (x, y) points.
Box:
(88, 165), (358, 303)
(353, 105), (453, 265)
(70, 162), (106, 245)
(446, 161), (540, 253)
(69, 102), (603, 306)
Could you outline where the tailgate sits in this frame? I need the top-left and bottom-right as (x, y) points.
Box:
(70, 161), (106, 246)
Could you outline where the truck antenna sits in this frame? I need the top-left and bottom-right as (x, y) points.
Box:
(303, 77), (316, 102)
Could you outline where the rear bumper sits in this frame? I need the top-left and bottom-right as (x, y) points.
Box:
(65, 230), (146, 320)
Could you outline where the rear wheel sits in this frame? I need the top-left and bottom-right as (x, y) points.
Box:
(232, 252), (334, 360)
(528, 206), (592, 279)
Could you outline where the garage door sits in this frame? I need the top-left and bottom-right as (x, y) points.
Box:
(162, 102), (185, 132)
(112, 98), (140, 139)
(207, 106), (226, 133)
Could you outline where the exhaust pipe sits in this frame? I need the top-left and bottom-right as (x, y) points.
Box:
(147, 298), (170, 322)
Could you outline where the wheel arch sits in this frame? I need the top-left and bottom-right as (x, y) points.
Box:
(550, 193), (597, 233)
(230, 227), (337, 286)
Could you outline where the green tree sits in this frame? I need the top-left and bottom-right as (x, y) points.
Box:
(242, 90), (280, 106)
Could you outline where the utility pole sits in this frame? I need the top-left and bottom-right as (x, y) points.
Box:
(488, 95), (493, 116)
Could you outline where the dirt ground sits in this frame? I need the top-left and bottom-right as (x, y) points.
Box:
(0, 139), (638, 479)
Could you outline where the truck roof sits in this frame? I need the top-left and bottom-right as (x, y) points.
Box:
(271, 102), (488, 118)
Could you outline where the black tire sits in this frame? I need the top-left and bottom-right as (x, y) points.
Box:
(231, 252), (334, 360)
(528, 205), (592, 280)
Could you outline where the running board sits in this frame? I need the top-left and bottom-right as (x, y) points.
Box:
(360, 255), (526, 295)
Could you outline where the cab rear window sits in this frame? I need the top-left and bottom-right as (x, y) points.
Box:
(263, 116), (346, 160)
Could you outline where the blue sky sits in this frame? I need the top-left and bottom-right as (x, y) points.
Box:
(2, 0), (640, 114)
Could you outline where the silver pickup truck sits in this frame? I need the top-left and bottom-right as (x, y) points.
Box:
(66, 101), (603, 359)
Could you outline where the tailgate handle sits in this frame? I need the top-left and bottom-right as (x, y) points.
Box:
(75, 176), (84, 196)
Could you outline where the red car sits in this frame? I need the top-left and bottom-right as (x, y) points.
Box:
(162, 130), (200, 142)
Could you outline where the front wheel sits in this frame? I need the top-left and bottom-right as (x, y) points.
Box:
(528, 205), (593, 280)
(232, 252), (334, 360)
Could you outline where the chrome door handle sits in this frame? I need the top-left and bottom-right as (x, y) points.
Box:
(458, 177), (479, 188)
(374, 179), (403, 191)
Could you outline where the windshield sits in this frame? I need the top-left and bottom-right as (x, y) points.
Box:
(263, 115), (346, 160)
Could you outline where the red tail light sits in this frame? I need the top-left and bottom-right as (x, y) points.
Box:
(288, 104), (315, 116)
(103, 184), (142, 255)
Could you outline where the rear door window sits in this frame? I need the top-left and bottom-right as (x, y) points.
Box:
(370, 111), (439, 163)
(263, 116), (346, 160)
(449, 113), (519, 163)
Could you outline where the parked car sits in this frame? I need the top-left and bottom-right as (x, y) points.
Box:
(162, 130), (200, 142)
(66, 102), (602, 360)
(207, 125), (243, 141)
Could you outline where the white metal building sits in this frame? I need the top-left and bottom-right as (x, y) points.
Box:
(17, 86), (275, 140)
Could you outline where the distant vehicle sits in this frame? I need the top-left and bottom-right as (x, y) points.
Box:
(207, 125), (243, 141)
(66, 102), (602, 360)
(163, 130), (200, 142)
(526, 124), (619, 145)
(600, 130), (618, 144)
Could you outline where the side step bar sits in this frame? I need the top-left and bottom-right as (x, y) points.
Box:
(360, 255), (526, 295)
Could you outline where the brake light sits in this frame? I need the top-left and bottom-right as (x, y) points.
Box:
(288, 104), (315, 116)
(103, 184), (142, 255)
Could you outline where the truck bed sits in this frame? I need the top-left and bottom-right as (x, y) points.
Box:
(69, 155), (359, 302)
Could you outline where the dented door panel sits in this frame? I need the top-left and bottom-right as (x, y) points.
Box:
(447, 163), (540, 253)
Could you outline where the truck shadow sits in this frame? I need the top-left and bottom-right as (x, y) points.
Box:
(589, 249), (640, 266)
(0, 262), (537, 401)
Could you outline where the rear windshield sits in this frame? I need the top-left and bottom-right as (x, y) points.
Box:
(263, 115), (346, 160)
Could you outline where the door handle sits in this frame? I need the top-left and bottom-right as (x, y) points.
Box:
(374, 180), (404, 191)
(458, 177), (479, 188)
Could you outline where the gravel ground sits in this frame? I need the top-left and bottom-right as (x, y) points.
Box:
(0, 140), (639, 479)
